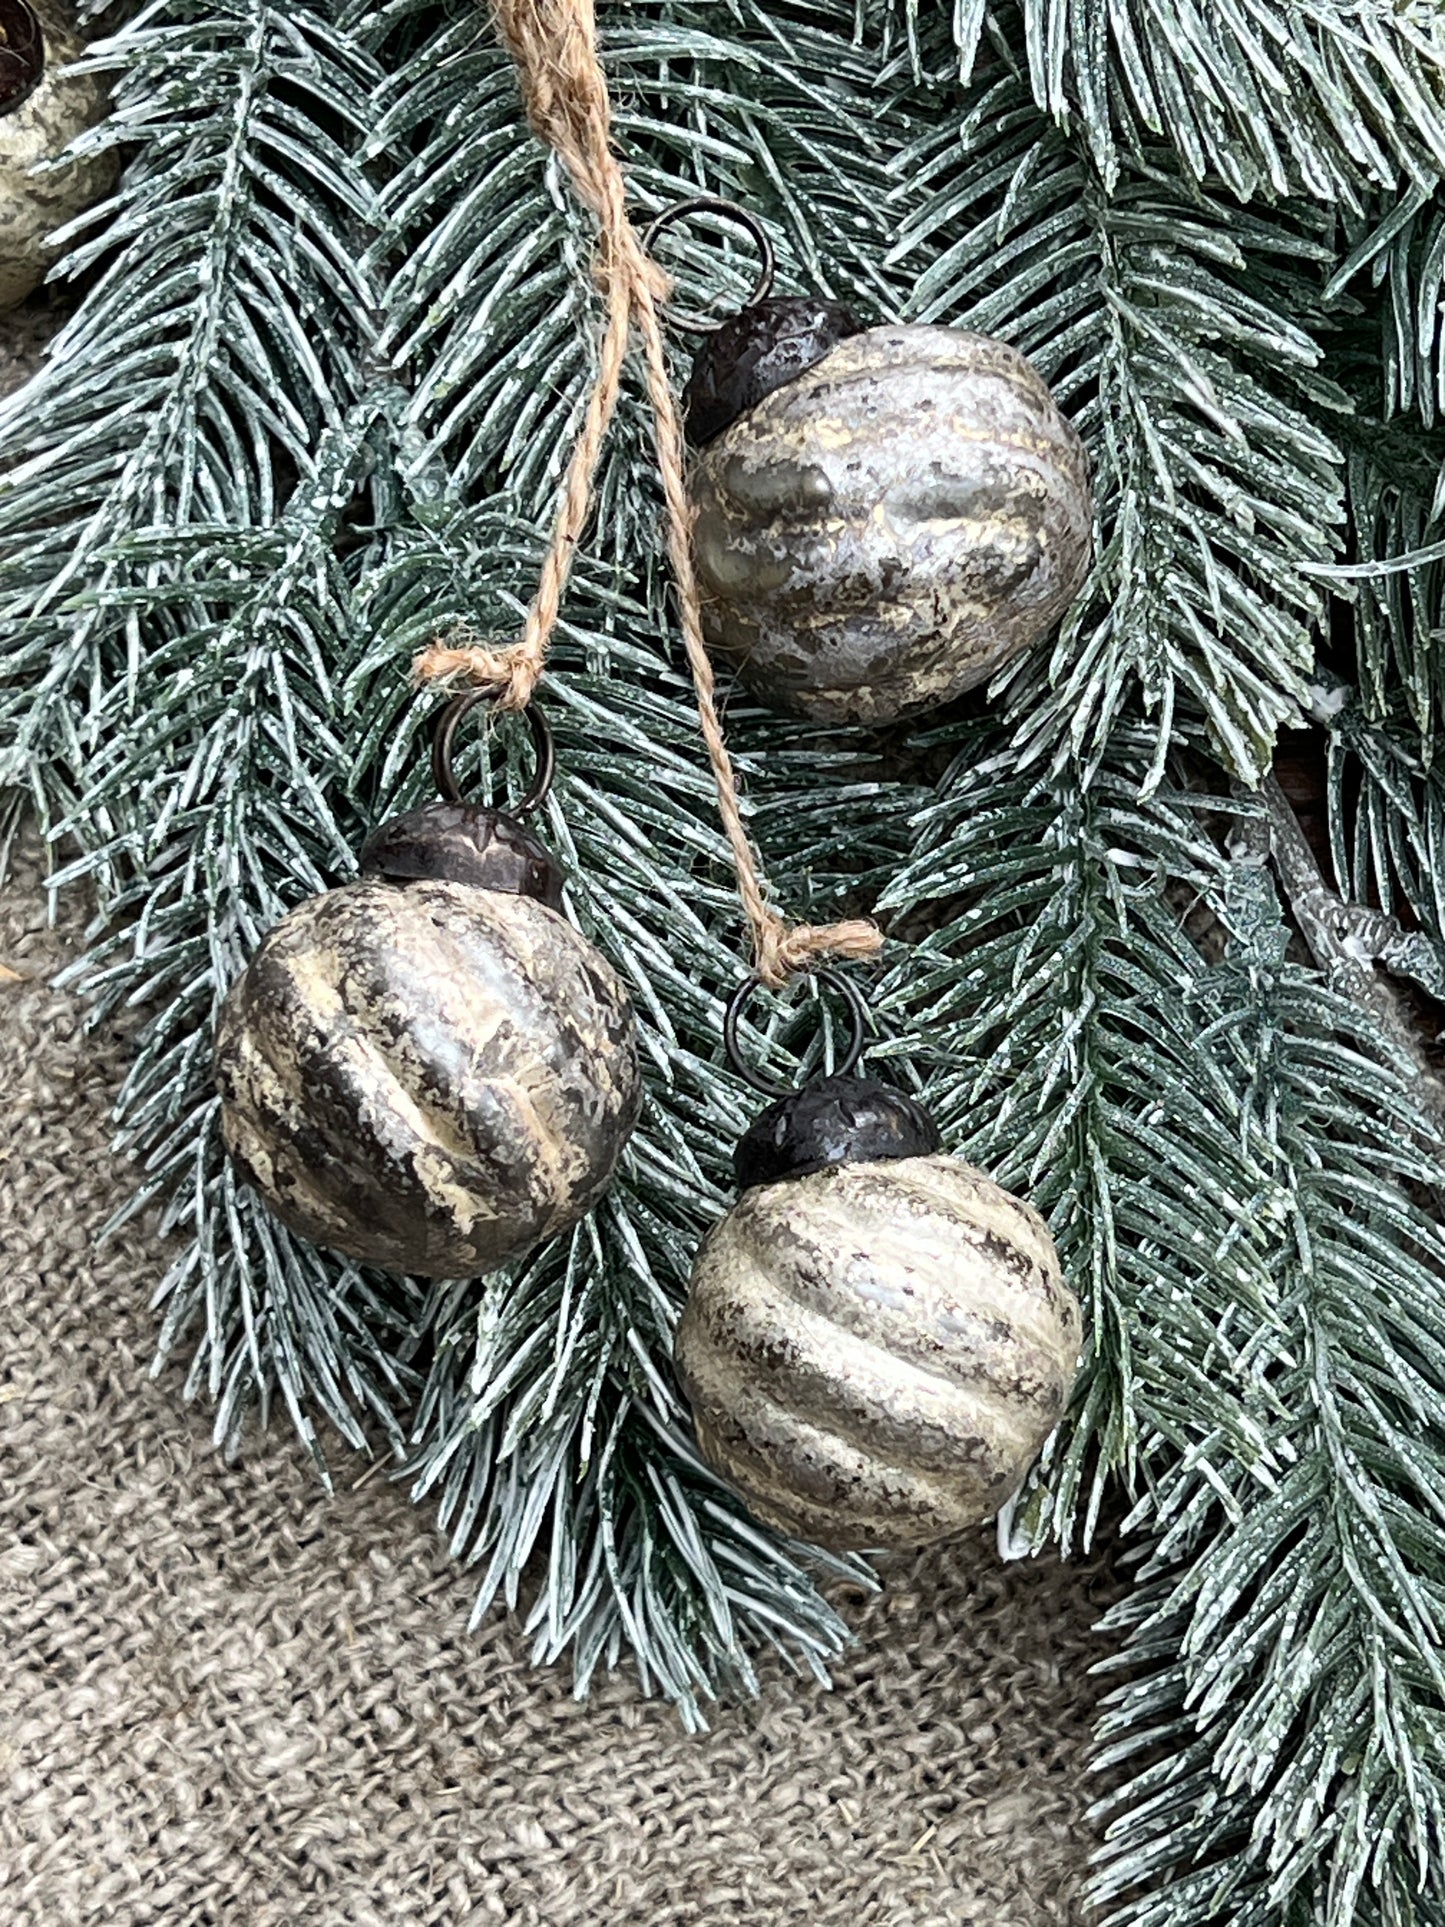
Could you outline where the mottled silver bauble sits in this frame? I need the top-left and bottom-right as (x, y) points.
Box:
(0, 0), (117, 311)
(676, 1154), (1080, 1550)
(214, 876), (641, 1278)
(689, 325), (1093, 724)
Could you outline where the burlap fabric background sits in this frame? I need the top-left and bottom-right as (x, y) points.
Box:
(1, 313), (1122, 1924)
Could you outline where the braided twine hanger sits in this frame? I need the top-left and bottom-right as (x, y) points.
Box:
(413, 0), (882, 993)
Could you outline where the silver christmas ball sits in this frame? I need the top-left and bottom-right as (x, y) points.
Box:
(215, 863), (641, 1279)
(689, 325), (1093, 724)
(676, 1151), (1080, 1550)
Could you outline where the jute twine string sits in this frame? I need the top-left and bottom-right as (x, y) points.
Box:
(414, 0), (881, 991)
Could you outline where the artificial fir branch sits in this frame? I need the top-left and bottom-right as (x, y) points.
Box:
(890, 73), (1346, 781)
(1089, 836), (1445, 1925)
(969, 1), (1445, 207)
(2, 1), (1445, 1919)
(876, 723), (1269, 1551)
(879, 722), (1445, 1921)
(352, 505), (898, 1718)
(0, 0), (384, 805)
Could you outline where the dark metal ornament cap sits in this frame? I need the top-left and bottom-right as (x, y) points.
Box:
(684, 296), (863, 447)
(358, 801), (564, 909)
(733, 1074), (943, 1191)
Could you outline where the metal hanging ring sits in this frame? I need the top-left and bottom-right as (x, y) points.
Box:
(640, 195), (776, 335)
(723, 969), (869, 1100)
(431, 687), (556, 818)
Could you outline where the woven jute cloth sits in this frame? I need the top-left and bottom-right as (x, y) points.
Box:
(0, 829), (1121, 1926)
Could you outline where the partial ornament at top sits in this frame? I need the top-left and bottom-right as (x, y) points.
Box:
(650, 197), (1095, 727)
(0, 0), (116, 309)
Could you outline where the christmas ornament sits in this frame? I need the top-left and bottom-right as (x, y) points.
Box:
(215, 693), (642, 1278)
(0, 0), (115, 310)
(645, 198), (1093, 725)
(676, 975), (1080, 1551)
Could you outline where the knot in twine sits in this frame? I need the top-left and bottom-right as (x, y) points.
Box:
(419, 0), (881, 991)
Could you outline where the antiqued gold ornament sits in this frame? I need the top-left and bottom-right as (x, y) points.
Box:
(214, 697), (641, 1279)
(687, 323), (1093, 724)
(675, 979), (1080, 1551)
(0, 0), (116, 311)
(643, 202), (1091, 726)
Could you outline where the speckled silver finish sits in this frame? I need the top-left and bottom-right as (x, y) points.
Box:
(690, 325), (1093, 724)
(0, 2), (116, 311)
(676, 1154), (1080, 1550)
(215, 878), (641, 1278)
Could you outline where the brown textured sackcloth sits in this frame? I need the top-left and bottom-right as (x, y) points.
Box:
(0, 830), (1120, 1923)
